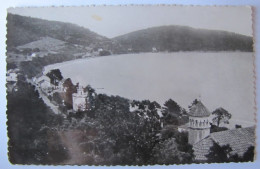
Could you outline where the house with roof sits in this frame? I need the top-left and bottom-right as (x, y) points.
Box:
(72, 85), (89, 112)
(6, 70), (18, 82)
(33, 74), (53, 91)
(187, 100), (255, 162)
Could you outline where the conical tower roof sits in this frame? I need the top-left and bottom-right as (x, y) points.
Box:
(188, 100), (211, 117)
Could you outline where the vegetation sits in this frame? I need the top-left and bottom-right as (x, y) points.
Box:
(6, 14), (123, 53)
(46, 69), (63, 86)
(114, 25), (253, 52)
(7, 14), (253, 55)
(6, 12), (254, 165)
(210, 124), (228, 133)
(20, 53), (76, 78)
(7, 80), (68, 164)
(212, 107), (232, 127)
(161, 99), (188, 126)
(7, 75), (194, 165)
(206, 143), (254, 163)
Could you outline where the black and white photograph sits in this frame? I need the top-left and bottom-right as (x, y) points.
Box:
(6, 5), (255, 165)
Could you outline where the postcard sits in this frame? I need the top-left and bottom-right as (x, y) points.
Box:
(6, 5), (255, 165)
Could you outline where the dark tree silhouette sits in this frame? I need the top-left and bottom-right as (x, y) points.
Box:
(210, 124), (228, 133)
(162, 99), (188, 126)
(242, 146), (255, 162)
(7, 80), (68, 164)
(212, 107), (232, 127)
(206, 143), (255, 163)
(206, 142), (232, 163)
(62, 78), (77, 109)
(188, 99), (199, 111)
(46, 69), (63, 86)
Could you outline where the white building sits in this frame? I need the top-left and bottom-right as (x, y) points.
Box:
(72, 86), (88, 112)
(35, 75), (52, 90)
(6, 72), (17, 82)
(152, 47), (158, 52)
(188, 100), (211, 145)
(58, 79), (67, 92)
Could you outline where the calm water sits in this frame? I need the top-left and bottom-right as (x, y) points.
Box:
(45, 52), (255, 127)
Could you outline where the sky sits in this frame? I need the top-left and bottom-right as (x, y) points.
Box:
(8, 5), (253, 38)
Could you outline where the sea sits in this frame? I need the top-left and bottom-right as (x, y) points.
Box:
(44, 52), (255, 128)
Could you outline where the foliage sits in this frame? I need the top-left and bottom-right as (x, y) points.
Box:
(52, 92), (63, 105)
(210, 124), (228, 133)
(206, 142), (232, 163)
(7, 78), (194, 165)
(7, 62), (17, 70)
(114, 25), (253, 52)
(46, 69), (63, 86)
(7, 13), (123, 53)
(7, 80), (68, 164)
(151, 132), (194, 164)
(242, 146), (255, 162)
(62, 78), (77, 109)
(206, 142), (255, 163)
(212, 107), (232, 127)
(99, 50), (111, 56)
(20, 53), (74, 78)
(188, 99), (199, 111)
(162, 99), (188, 126)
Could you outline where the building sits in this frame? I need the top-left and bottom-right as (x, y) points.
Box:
(187, 100), (255, 161)
(34, 74), (52, 90)
(6, 71), (18, 82)
(152, 47), (158, 52)
(188, 100), (211, 145)
(193, 126), (255, 161)
(58, 79), (67, 92)
(72, 86), (88, 112)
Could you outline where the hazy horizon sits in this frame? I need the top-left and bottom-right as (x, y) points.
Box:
(8, 6), (253, 38)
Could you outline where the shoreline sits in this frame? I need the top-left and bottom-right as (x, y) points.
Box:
(43, 51), (253, 74)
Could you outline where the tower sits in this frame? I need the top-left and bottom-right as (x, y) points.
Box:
(72, 86), (88, 112)
(188, 100), (211, 145)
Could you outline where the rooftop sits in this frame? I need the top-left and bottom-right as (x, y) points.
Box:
(193, 126), (255, 161)
(188, 100), (211, 117)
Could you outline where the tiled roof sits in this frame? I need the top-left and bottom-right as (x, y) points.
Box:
(193, 136), (214, 161)
(193, 126), (255, 161)
(188, 101), (211, 117)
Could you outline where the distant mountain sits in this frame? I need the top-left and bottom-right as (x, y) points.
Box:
(6, 14), (121, 53)
(7, 14), (253, 54)
(113, 25), (253, 52)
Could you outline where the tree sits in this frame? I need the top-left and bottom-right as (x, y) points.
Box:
(162, 99), (188, 126)
(212, 107), (232, 127)
(242, 146), (255, 162)
(188, 99), (199, 111)
(151, 136), (193, 164)
(206, 143), (255, 163)
(7, 80), (68, 164)
(206, 142), (232, 163)
(46, 69), (63, 86)
(63, 78), (77, 109)
(210, 124), (228, 133)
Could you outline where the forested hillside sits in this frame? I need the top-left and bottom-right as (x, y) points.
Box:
(6, 14), (122, 53)
(113, 25), (253, 52)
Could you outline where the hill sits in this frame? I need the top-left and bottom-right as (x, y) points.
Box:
(113, 25), (253, 52)
(6, 14), (121, 53)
